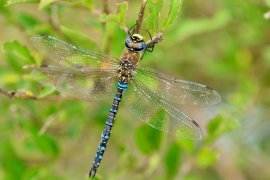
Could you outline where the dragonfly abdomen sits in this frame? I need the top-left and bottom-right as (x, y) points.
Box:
(89, 81), (128, 178)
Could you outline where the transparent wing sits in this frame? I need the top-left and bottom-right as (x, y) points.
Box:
(135, 66), (221, 106)
(30, 34), (119, 69)
(31, 65), (118, 100)
(123, 78), (204, 140)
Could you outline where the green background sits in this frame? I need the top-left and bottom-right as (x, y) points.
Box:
(0, 0), (270, 179)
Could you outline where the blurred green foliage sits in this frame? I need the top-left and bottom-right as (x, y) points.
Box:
(0, 0), (270, 180)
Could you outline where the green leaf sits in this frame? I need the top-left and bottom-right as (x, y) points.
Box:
(206, 115), (240, 144)
(196, 147), (219, 168)
(2, 74), (21, 84)
(177, 138), (195, 154)
(0, 141), (27, 180)
(108, 14), (118, 21)
(39, 0), (58, 10)
(146, 0), (163, 34)
(266, 0), (270, 7)
(168, 10), (231, 44)
(60, 25), (98, 50)
(3, 41), (35, 63)
(86, 18), (103, 31)
(3, 41), (35, 72)
(0, 0), (11, 15)
(99, 13), (108, 22)
(145, 153), (160, 175)
(116, 1), (128, 28)
(162, 0), (181, 30)
(101, 21), (126, 56)
(5, 0), (39, 7)
(16, 13), (39, 29)
(34, 134), (59, 157)
(228, 79), (258, 110)
(164, 142), (181, 178)
(73, 0), (94, 10)
(134, 124), (162, 154)
(37, 86), (55, 98)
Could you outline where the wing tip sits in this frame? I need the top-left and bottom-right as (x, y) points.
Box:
(30, 34), (48, 42)
(204, 85), (222, 105)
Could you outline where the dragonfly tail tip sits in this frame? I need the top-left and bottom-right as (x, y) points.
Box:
(89, 167), (97, 179)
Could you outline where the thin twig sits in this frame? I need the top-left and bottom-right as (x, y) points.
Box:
(133, 0), (164, 47)
(0, 87), (79, 101)
(50, 4), (59, 31)
(38, 114), (57, 136)
(102, 0), (110, 14)
(146, 31), (163, 47)
(134, 0), (147, 34)
(0, 87), (15, 99)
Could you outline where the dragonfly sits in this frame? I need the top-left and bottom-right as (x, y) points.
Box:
(30, 22), (221, 178)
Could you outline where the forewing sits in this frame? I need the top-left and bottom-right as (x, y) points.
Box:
(123, 79), (204, 140)
(30, 34), (119, 69)
(31, 65), (118, 100)
(135, 66), (221, 106)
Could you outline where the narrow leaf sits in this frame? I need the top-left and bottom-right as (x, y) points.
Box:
(60, 26), (97, 50)
(38, 86), (55, 98)
(99, 13), (108, 22)
(116, 1), (128, 28)
(5, 0), (39, 7)
(196, 147), (220, 168)
(162, 0), (181, 30)
(167, 10), (231, 45)
(39, 0), (58, 10)
(3, 41), (35, 63)
(15, 13), (39, 29)
(134, 124), (162, 154)
(146, 0), (163, 34)
(3, 41), (35, 72)
(165, 142), (181, 178)
(73, 0), (94, 10)
(206, 115), (240, 144)
(266, 0), (270, 7)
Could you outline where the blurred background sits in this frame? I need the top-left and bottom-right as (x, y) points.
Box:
(0, 0), (270, 179)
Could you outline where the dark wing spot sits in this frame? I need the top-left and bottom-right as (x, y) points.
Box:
(205, 85), (214, 90)
(192, 120), (200, 127)
(40, 34), (47, 37)
(40, 64), (48, 67)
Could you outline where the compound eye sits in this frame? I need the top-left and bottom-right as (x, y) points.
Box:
(133, 42), (146, 52)
(125, 37), (132, 49)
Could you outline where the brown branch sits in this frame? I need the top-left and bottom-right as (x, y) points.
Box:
(146, 31), (163, 47)
(0, 87), (79, 102)
(50, 4), (59, 31)
(0, 87), (15, 99)
(103, 0), (110, 14)
(132, 0), (164, 47)
(134, 0), (147, 34)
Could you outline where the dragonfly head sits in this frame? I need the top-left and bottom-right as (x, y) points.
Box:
(125, 34), (146, 52)
(125, 21), (155, 53)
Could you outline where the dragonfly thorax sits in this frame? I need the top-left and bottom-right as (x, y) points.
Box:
(117, 60), (135, 84)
